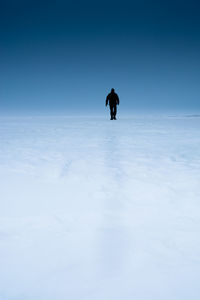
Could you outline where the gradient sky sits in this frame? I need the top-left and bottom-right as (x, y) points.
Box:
(0, 0), (200, 114)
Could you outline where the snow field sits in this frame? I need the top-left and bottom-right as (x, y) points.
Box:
(0, 115), (200, 299)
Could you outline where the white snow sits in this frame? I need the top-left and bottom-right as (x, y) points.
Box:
(0, 115), (200, 299)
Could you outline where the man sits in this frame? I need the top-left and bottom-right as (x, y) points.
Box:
(105, 88), (120, 120)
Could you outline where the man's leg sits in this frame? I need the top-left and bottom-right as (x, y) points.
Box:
(110, 105), (114, 119)
(113, 105), (117, 119)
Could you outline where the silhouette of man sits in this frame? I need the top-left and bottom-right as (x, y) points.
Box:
(105, 88), (120, 120)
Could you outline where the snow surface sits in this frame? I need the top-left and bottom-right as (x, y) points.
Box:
(0, 115), (200, 299)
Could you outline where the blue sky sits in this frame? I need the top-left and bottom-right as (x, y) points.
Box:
(0, 0), (200, 113)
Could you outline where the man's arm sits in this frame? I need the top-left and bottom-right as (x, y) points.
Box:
(106, 95), (109, 106)
(116, 94), (120, 105)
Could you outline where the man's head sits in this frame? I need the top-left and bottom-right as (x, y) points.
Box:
(111, 88), (115, 93)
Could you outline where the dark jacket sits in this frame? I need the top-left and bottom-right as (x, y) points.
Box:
(106, 92), (120, 106)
